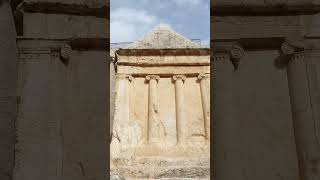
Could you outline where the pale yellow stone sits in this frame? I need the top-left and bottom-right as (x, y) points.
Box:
(110, 25), (210, 179)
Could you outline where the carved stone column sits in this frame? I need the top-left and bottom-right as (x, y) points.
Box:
(282, 41), (320, 180)
(212, 43), (244, 180)
(198, 73), (210, 142)
(172, 75), (186, 145)
(145, 75), (160, 144)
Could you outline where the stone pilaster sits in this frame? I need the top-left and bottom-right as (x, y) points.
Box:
(112, 74), (133, 146)
(145, 75), (160, 144)
(282, 40), (320, 180)
(14, 46), (65, 180)
(211, 45), (244, 179)
(172, 75), (186, 145)
(12, 0), (109, 179)
(198, 73), (210, 142)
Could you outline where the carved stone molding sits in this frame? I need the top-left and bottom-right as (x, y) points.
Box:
(172, 75), (187, 83)
(146, 75), (160, 82)
(16, 40), (74, 64)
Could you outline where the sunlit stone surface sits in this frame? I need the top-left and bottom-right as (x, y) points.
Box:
(110, 25), (210, 179)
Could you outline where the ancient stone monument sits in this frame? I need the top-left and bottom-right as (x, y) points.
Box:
(110, 25), (210, 179)
(9, 0), (110, 180)
(212, 0), (320, 180)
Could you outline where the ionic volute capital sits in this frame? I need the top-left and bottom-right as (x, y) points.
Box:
(172, 75), (187, 82)
(281, 41), (305, 55)
(197, 73), (210, 80)
(211, 43), (245, 70)
(146, 75), (160, 82)
(60, 43), (72, 61)
(117, 74), (133, 82)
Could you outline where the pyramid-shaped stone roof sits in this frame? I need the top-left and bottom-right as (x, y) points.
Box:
(126, 24), (201, 49)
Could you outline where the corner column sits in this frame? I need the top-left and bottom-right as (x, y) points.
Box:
(112, 74), (133, 146)
(145, 75), (160, 144)
(198, 73), (210, 142)
(212, 44), (244, 180)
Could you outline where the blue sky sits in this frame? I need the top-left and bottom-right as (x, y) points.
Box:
(110, 0), (210, 46)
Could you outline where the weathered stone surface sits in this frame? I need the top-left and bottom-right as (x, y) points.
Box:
(6, 0), (110, 179)
(62, 50), (108, 180)
(111, 27), (210, 179)
(14, 43), (64, 180)
(14, 40), (109, 180)
(127, 25), (200, 49)
(117, 66), (210, 76)
(212, 50), (300, 180)
(0, 1), (19, 179)
(20, 0), (107, 8)
(211, 0), (320, 14)
(211, 0), (320, 179)
(116, 55), (209, 66)
(212, 15), (301, 39)
(19, 13), (108, 39)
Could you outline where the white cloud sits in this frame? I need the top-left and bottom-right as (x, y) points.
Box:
(174, 0), (202, 5)
(111, 8), (159, 42)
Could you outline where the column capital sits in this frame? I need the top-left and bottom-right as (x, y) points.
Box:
(59, 43), (72, 62)
(211, 42), (244, 70)
(211, 43), (245, 59)
(116, 74), (133, 82)
(281, 40), (320, 64)
(197, 73), (210, 80)
(172, 75), (187, 82)
(281, 39), (320, 55)
(145, 75), (160, 82)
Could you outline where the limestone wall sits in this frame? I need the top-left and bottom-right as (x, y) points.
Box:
(11, 0), (110, 179)
(211, 0), (320, 179)
(212, 50), (299, 180)
(0, 1), (19, 180)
